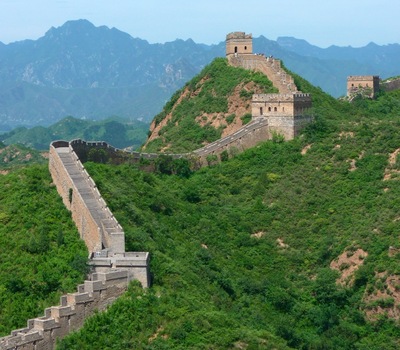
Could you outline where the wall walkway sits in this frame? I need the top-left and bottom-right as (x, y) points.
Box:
(229, 54), (297, 94)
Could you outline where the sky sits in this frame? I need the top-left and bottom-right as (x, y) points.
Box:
(0, 0), (399, 48)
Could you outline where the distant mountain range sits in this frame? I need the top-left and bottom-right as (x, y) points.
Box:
(0, 116), (149, 150)
(0, 19), (399, 131)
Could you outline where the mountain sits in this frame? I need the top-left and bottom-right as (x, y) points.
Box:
(142, 58), (277, 153)
(0, 116), (149, 150)
(0, 20), (220, 130)
(57, 86), (400, 349)
(277, 36), (400, 69)
(0, 20), (399, 131)
(2, 46), (400, 347)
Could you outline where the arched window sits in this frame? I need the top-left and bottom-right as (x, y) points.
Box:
(234, 46), (238, 53)
(268, 107), (272, 112)
(274, 107), (277, 112)
(244, 46), (247, 51)
(260, 107), (263, 115)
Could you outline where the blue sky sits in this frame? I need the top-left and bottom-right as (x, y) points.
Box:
(0, 0), (399, 47)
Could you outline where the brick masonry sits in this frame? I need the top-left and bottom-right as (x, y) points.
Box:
(0, 270), (130, 350)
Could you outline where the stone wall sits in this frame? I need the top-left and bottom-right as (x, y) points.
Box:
(0, 143), (151, 349)
(381, 78), (400, 92)
(228, 55), (297, 94)
(49, 141), (150, 286)
(193, 117), (270, 163)
(0, 270), (130, 350)
(49, 144), (103, 252)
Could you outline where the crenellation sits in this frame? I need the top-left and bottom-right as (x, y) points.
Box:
(0, 268), (135, 349)
(33, 318), (60, 332)
(66, 292), (93, 305)
(84, 279), (107, 293)
(50, 306), (75, 321)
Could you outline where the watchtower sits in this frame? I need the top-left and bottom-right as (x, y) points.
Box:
(226, 32), (253, 57)
(347, 75), (380, 98)
(252, 93), (313, 140)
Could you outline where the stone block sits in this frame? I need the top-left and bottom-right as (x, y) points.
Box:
(51, 305), (75, 319)
(23, 331), (43, 343)
(84, 279), (106, 293)
(33, 318), (60, 331)
(67, 292), (93, 305)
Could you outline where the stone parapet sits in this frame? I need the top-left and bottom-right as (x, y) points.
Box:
(0, 270), (129, 350)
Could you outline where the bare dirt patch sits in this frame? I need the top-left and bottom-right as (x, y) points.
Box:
(148, 326), (164, 343)
(301, 144), (312, 155)
(276, 238), (289, 248)
(348, 150), (365, 172)
(330, 248), (368, 286)
(339, 131), (355, 139)
(364, 273), (400, 321)
(251, 231), (265, 239)
(383, 148), (400, 181)
(143, 79), (208, 148)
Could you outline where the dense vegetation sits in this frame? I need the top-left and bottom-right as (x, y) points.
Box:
(0, 165), (88, 336)
(0, 116), (149, 150)
(57, 87), (400, 349)
(144, 58), (278, 153)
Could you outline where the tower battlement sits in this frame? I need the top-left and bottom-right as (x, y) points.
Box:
(226, 31), (253, 56)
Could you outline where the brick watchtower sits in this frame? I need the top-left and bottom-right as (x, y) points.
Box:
(347, 75), (380, 99)
(226, 32), (253, 57)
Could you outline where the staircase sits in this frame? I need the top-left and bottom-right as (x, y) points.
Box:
(229, 55), (297, 94)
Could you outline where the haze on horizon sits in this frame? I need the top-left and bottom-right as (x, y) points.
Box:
(0, 0), (399, 48)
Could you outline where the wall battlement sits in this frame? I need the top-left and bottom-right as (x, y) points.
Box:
(226, 31), (253, 56)
(252, 93), (311, 102)
(0, 270), (130, 350)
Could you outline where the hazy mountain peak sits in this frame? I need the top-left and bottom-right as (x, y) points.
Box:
(45, 19), (96, 36)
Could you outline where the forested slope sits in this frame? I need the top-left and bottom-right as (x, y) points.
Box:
(0, 165), (88, 336)
(142, 58), (278, 153)
(57, 88), (400, 349)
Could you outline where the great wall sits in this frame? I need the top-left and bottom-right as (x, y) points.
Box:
(1, 32), (315, 350)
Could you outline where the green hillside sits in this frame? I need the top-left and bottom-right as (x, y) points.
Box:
(0, 165), (88, 336)
(143, 58), (278, 153)
(0, 142), (47, 170)
(56, 87), (400, 349)
(0, 116), (149, 151)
